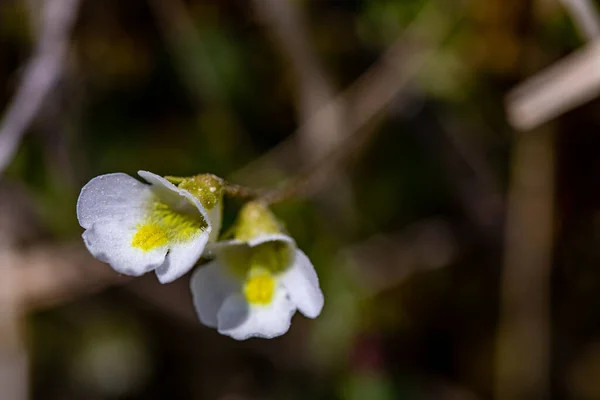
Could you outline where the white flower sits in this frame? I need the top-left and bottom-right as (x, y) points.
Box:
(190, 202), (324, 340)
(77, 171), (222, 283)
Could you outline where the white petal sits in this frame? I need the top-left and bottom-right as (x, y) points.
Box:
(206, 235), (294, 258)
(77, 173), (152, 229)
(279, 250), (324, 318)
(82, 220), (167, 276)
(205, 203), (222, 243)
(248, 233), (295, 248)
(137, 171), (210, 227)
(154, 232), (210, 284)
(189, 260), (241, 327)
(217, 287), (296, 340)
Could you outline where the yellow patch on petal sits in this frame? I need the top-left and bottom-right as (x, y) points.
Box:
(131, 200), (207, 251)
(149, 201), (205, 242)
(244, 270), (275, 305)
(132, 224), (169, 251)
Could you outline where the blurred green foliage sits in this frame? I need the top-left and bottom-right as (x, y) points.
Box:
(1, 0), (598, 399)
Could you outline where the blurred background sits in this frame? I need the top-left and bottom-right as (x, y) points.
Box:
(1, 0), (600, 399)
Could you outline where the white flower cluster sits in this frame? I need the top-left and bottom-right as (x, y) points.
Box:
(77, 171), (324, 339)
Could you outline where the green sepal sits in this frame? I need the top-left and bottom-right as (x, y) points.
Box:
(233, 202), (282, 242)
(165, 174), (223, 211)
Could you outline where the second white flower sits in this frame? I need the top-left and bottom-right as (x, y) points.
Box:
(190, 202), (324, 340)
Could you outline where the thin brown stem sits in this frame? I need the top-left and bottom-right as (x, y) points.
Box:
(222, 182), (265, 200)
